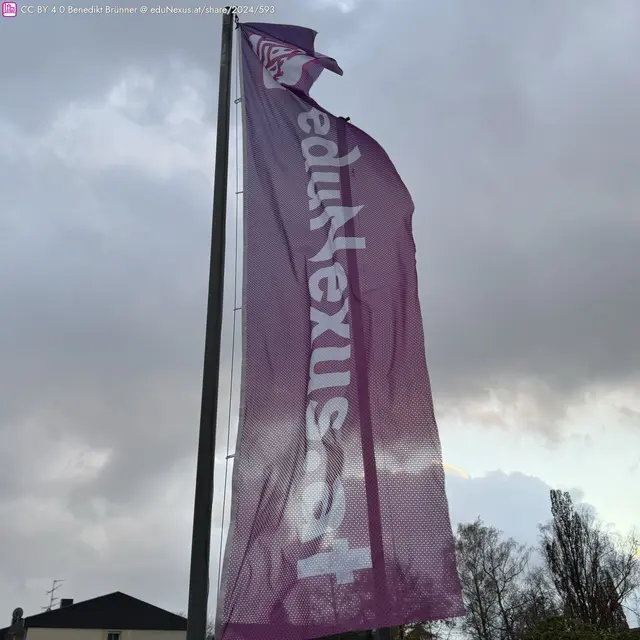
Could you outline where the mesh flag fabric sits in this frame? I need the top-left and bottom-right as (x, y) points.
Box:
(216, 22), (464, 640)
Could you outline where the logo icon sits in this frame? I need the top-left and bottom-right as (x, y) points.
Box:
(2, 1), (17, 16)
(249, 34), (313, 90)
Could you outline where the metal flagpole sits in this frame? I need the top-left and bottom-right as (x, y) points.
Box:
(186, 6), (235, 640)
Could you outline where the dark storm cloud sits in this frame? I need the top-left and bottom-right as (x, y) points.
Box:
(6, 0), (637, 413)
(314, 0), (640, 415)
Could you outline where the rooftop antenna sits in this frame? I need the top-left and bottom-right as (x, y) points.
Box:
(42, 579), (64, 611)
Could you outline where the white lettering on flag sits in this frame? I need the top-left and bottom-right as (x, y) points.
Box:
(297, 539), (373, 585)
(311, 299), (350, 343)
(307, 173), (341, 210)
(308, 263), (347, 303)
(296, 106), (372, 584)
(309, 205), (366, 263)
(308, 346), (351, 393)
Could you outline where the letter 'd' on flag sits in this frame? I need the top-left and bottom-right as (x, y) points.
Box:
(216, 21), (464, 640)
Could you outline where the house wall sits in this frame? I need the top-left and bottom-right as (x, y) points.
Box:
(26, 629), (186, 640)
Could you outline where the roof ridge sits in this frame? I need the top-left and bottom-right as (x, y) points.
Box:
(4, 592), (187, 632)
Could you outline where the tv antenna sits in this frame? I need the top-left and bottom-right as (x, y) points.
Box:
(42, 579), (64, 611)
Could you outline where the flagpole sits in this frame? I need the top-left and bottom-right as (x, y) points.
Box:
(186, 7), (235, 640)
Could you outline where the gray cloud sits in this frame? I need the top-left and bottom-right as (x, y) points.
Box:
(318, 0), (640, 422)
(0, 52), (234, 618)
(447, 471), (560, 547)
(0, 0), (378, 129)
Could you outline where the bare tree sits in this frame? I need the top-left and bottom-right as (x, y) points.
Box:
(455, 518), (531, 640)
(540, 490), (640, 631)
(422, 619), (457, 640)
(400, 619), (457, 640)
(511, 564), (561, 637)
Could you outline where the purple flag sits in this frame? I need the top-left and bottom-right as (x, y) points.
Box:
(216, 22), (464, 640)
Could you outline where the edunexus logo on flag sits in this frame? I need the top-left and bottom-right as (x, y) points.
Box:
(2, 2), (18, 17)
(249, 34), (314, 90)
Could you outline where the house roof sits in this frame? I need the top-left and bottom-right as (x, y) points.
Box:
(0, 592), (187, 634)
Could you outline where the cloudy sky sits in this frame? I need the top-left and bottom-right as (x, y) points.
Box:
(1, 0), (639, 624)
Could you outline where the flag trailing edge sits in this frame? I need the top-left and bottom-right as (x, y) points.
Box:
(216, 20), (465, 640)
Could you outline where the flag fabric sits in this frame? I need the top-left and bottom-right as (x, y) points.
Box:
(216, 21), (464, 640)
